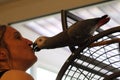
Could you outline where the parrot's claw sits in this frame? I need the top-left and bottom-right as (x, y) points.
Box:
(33, 43), (41, 52)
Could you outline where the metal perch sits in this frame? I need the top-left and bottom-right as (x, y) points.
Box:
(56, 10), (120, 80)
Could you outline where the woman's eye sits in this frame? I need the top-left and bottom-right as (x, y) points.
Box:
(15, 35), (21, 39)
(15, 32), (22, 40)
(39, 39), (42, 41)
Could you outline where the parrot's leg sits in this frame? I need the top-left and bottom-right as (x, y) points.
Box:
(89, 38), (120, 47)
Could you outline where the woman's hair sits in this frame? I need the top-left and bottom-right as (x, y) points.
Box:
(0, 25), (12, 70)
(0, 25), (7, 48)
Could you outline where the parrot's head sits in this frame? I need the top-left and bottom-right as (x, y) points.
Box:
(33, 36), (48, 51)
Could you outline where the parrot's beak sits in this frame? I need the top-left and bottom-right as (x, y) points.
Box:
(97, 15), (110, 27)
(32, 43), (41, 52)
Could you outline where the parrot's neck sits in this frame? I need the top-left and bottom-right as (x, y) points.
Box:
(44, 31), (70, 49)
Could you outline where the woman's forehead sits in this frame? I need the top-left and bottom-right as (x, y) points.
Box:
(6, 26), (18, 33)
(5, 26), (19, 37)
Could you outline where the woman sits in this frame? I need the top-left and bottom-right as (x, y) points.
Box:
(0, 25), (37, 80)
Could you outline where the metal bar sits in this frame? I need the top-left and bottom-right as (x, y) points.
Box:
(97, 28), (118, 38)
(61, 10), (77, 52)
(77, 54), (120, 72)
(61, 10), (68, 30)
(103, 71), (120, 80)
(72, 62), (105, 77)
(66, 11), (83, 21)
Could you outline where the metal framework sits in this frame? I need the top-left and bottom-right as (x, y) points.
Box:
(56, 10), (120, 80)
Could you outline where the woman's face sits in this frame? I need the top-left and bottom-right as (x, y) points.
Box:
(4, 26), (37, 71)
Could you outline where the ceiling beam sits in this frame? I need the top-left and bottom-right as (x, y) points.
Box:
(0, 0), (105, 24)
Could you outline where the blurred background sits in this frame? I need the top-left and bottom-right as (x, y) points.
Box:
(0, 0), (119, 80)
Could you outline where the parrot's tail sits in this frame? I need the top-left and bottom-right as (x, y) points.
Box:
(97, 15), (110, 27)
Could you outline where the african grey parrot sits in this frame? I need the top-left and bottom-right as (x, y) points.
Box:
(33, 15), (110, 51)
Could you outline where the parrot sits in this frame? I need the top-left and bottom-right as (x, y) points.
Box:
(33, 15), (110, 52)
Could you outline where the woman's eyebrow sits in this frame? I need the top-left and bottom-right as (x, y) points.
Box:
(14, 31), (20, 35)
(14, 31), (21, 36)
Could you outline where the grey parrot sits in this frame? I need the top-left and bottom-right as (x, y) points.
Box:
(33, 15), (110, 51)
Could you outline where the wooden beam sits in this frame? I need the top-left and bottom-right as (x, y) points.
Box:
(0, 0), (104, 24)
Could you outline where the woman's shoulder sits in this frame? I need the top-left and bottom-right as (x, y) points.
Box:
(0, 70), (34, 80)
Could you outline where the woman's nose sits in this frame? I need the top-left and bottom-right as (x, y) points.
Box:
(24, 38), (33, 46)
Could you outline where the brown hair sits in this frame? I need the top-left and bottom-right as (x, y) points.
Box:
(0, 25), (7, 48)
(0, 25), (10, 70)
